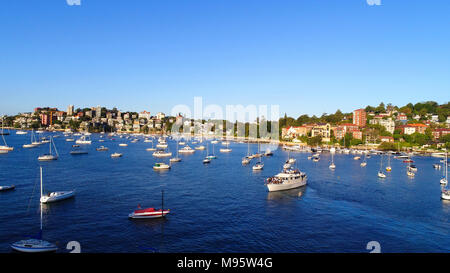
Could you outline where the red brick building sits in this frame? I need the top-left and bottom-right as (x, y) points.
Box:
(353, 109), (367, 127)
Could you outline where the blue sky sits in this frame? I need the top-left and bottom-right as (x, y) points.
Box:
(1, 0), (449, 118)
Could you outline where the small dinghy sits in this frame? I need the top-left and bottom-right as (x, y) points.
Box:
(0, 185), (15, 191)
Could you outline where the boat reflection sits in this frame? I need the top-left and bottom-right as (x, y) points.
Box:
(267, 186), (306, 201)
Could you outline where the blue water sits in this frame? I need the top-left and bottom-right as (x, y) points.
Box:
(0, 132), (449, 253)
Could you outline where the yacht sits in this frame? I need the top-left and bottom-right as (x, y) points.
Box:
(178, 146), (195, 154)
(266, 167), (307, 192)
(111, 152), (123, 158)
(440, 153), (448, 185)
(153, 150), (172, 157)
(219, 141), (232, 153)
(153, 162), (171, 170)
(119, 143), (128, 147)
(252, 162), (264, 170)
(16, 130), (27, 135)
(38, 137), (58, 161)
(96, 146), (109, 151)
(378, 171), (386, 178)
(242, 157), (251, 165)
(170, 140), (182, 162)
(203, 157), (211, 164)
(195, 145), (205, 150)
(75, 135), (92, 144)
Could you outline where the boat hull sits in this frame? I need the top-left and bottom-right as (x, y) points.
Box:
(40, 191), (75, 203)
(267, 177), (307, 192)
(11, 239), (57, 253)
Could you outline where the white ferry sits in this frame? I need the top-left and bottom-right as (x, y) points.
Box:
(265, 167), (307, 192)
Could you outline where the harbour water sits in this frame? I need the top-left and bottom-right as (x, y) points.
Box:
(0, 133), (449, 252)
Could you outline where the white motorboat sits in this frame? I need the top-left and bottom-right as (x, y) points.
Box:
(219, 148), (232, 153)
(378, 171), (386, 178)
(360, 162), (367, 167)
(119, 143), (128, 147)
(16, 130), (27, 135)
(111, 152), (123, 158)
(442, 189), (450, 200)
(153, 162), (171, 170)
(354, 156), (361, 160)
(266, 167), (307, 192)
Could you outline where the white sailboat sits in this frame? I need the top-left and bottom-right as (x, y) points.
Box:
(442, 153), (450, 200)
(202, 143), (211, 164)
(219, 139), (232, 153)
(360, 153), (367, 167)
(10, 167), (58, 253)
(23, 130), (39, 148)
(378, 155), (386, 178)
(242, 140), (251, 165)
(38, 136), (59, 161)
(406, 159), (415, 177)
(252, 141), (264, 170)
(170, 140), (182, 162)
(440, 153), (448, 185)
(0, 118), (13, 151)
(40, 168), (75, 203)
(329, 152), (336, 169)
(206, 141), (217, 159)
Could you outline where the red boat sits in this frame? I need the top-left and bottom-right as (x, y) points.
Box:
(129, 190), (169, 219)
(129, 207), (170, 219)
(403, 159), (414, 163)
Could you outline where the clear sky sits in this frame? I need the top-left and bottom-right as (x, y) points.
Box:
(1, 0), (449, 118)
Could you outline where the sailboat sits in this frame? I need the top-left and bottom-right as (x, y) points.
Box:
(10, 167), (58, 252)
(146, 138), (156, 151)
(207, 141), (217, 159)
(386, 153), (392, 172)
(242, 140), (251, 165)
(40, 168), (75, 203)
(378, 155), (386, 178)
(129, 190), (170, 219)
(203, 143), (211, 164)
(38, 136), (59, 161)
(440, 153), (448, 185)
(442, 154), (450, 200)
(219, 138), (232, 153)
(252, 140), (264, 170)
(0, 118), (13, 151)
(0, 117), (10, 136)
(360, 153), (367, 167)
(23, 130), (39, 148)
(406, 159), (415, 177)
(329, 152), (336, 169)
(170, 139), (182, 162)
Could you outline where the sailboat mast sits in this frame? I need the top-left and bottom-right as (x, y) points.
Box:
(40, 167), (43, 231)
(161, 190), (164, 216)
